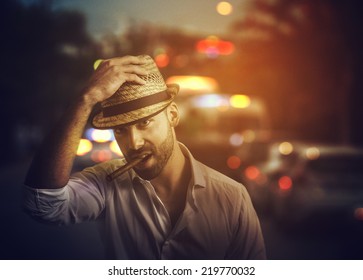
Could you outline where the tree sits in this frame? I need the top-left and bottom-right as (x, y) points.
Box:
(227, 0), (358, 144)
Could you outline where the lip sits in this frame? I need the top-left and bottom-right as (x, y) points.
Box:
(134, 153), (153, 169)
(129, 151), (151, 161)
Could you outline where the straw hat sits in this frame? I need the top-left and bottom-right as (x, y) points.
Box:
(91, 55), (179, 129)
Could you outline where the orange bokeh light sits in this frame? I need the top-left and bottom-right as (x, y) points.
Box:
(196, 36), (235, 56)
(245, 166), (260, 180)
(227, 155), (241, 169)
(155, 53), (170, 68)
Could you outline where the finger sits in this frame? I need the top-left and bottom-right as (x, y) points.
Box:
(102, 55), (148, 68)
(122, 64), (148, 76)
(123, 73), (147, 85)
(96, 60), (148, 79)
(92, 63), (147, 84)
(119, 55), (149, 65)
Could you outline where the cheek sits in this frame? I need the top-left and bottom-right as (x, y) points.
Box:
(149, 125), (170, 145)
(114, 135), (127, 152)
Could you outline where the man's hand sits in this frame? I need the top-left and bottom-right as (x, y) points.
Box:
(25, 55), (149, 188)
(83, 55), (148, 105)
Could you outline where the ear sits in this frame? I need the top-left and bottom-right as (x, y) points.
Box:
(167, 102), (180, 127)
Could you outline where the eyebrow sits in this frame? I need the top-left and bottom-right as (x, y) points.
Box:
(113, 117), (152, 131)
(112, 108), (164, 130)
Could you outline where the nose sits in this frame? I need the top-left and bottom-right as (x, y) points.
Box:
(127, 126), (144, 151)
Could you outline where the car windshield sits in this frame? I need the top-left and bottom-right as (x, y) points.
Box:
(306, 155), (363, 188)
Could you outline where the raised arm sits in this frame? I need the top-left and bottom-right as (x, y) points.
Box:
(25, 55), (148, 189)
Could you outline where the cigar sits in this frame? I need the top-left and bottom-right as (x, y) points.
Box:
(106, 152), (151, 182)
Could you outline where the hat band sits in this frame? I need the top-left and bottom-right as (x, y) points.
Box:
(103, 90), (170, 117)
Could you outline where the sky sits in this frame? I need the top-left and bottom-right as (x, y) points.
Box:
(44, 0), (249, 38)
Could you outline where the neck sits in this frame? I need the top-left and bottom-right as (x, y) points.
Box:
(151, 143), (190, 195)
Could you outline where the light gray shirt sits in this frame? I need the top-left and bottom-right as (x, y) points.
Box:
(23, 144), (266, 259)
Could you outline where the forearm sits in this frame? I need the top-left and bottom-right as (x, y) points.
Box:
(25, 93), (95, 189)
(24, 55), (148, 189)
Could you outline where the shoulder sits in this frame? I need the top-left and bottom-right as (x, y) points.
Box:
(192, 161), (258, 230)
(194, 160), (249, 202)
(198, 162), (240, 186)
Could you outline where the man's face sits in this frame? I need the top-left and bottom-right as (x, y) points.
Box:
(113, 109), (175, 180)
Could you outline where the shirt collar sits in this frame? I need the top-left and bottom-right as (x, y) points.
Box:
(178, 142), (206, 189)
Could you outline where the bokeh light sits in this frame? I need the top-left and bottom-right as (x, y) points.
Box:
(196, 36), (235, 57)
(91, 150), (112, 162)
(245, 166), (260, 181)
(229, 94), (251, 108)
(242, 130), (256, 143)
(166, 76), (219, 92)
(227, 155), (241, 169)
(354, 208), (363, 221)
(93, 59), (103, 70)
(155, 53), (170, 68)
(229, 133), (244, 146)
(193, 94), (225, 108)
(278, 176), (293, 190)
(279, 142), (293, 155)
(216, 1), (233, 16)
(109, 140), (123, 156)
(305, 147), (320, 160)
(76, 139), (93, 156)
(90, 129), (114, 143)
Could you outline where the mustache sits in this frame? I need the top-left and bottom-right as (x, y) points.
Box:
(127, 148), (154, 160)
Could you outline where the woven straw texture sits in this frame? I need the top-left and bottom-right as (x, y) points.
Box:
(92, 55), (179, 129)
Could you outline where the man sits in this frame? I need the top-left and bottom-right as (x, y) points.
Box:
(23, 55), (266, 259)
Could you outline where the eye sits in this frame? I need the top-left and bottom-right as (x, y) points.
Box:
(114, 127), (127, 135)
(138, 119), (151, 128)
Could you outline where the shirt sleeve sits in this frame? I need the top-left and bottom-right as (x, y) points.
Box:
(225, 186), (267, 260)
(23, 165), (107, 225)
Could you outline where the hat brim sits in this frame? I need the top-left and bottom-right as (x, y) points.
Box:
(91, 84), (179, 129)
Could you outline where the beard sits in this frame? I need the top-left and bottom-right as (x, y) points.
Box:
(126, 126), (175, 180)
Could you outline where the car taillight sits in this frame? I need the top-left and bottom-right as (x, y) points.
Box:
(278, 176), (293, 190)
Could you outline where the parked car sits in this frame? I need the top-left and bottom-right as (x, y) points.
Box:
(244, 142), (363, 228)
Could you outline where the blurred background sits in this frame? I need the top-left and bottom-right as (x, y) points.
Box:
(1, 0), (363, 259)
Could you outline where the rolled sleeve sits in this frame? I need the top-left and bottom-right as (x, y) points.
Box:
(23, 166), (107, 225)
(22, 186), (72, 225)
